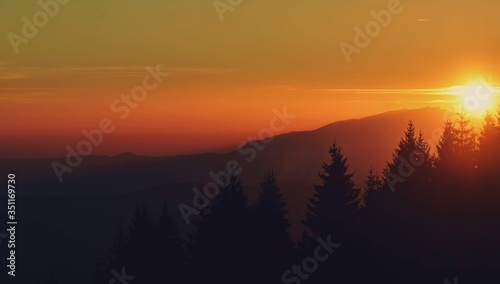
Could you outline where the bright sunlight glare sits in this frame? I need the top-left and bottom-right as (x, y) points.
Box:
(448, 80), (499, 117)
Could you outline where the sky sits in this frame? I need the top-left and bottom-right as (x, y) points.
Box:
(1, 0), (500, 158)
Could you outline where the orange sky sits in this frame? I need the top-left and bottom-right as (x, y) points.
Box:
(1, 0), (500, 158)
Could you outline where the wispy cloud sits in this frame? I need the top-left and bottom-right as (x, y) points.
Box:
(3, 65), (235, 73)
(0, 65), (236, 80)
(0, 92), (64, 105)
(0, 73), (31, 81)
(165, 67), (237, 74)
(285, 87), (500, 96)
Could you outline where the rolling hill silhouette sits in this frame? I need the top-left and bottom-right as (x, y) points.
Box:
(0, 107), (454, 283)
(3, 107), (448, 196)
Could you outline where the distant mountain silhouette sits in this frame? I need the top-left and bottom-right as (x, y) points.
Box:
(0, 107), (458, 283)
(1, 107), (448, 196)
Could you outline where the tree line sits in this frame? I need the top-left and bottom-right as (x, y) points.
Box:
(83, 110), (500, 284)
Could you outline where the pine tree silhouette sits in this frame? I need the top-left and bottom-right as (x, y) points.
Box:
(368, 122), (437, 281)
(478, 112), (498, 172)
(87, 112), (500, 284)
(254, 170), (292, 248)
(252, 170), (294, 282)
(127, 203), (155, 284)
(384, 121), (433, 192)
(152, 200), (186, 282)
(303, 142), (358, 242)
(454, 112), (477, 172)
(108, 221), (128, 271)
(365, 167), (383, 192)
(416, 130), (434, 168)
(189, 175), (257, 284)
(360, 167), (383, 209)
(436, 119), (458, 172)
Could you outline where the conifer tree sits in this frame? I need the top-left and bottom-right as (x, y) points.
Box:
(454, 112), (477, 171)
(252, 171), (294, 280)
(189, 175), (257, 284)
(348, 167), (382, 213)
(108, 221), (128, 271)
(478, 112), (498, 172)
(365, 168), (383, 192)
(254, 170), (292, 248)
(384, 121), (432, 192)
(360, 167), (383, 208)
(436, 120), (457, 171)
(416, 130), (433, 168)
(127, 203), (156, 283)
(152, 200), (186, 281)
(303, 142), (358, 241)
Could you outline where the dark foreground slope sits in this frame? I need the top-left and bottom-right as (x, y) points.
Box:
(0, 107), (451, 283)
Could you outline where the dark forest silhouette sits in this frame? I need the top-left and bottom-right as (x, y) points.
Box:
(83, 110), (500, 284)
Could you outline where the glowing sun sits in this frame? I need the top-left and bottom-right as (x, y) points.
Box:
(449, 80), (498, 117)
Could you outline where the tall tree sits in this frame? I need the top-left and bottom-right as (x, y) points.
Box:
(478, 112), (498, 172)
(303, 142), (358, 241)
(189, 175), (257, 284)
(152, 200), (186, 282)
(127, 203), (156, 284)
(436, 119), (457, 171)
(252, 171), (294, 281)
(360, 167), (383, 208)
(454, 112), (477, 171)
(416, 130), (434, 169)
(384, 121), (432, 192)
(108, 221), (128, 271)
(254, 170), (292, 247)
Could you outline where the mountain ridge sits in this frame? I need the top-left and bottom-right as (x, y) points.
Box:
(1, 107), (449, 197)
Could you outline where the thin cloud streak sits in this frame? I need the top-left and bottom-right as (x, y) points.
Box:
(285, 87), (500, 96)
